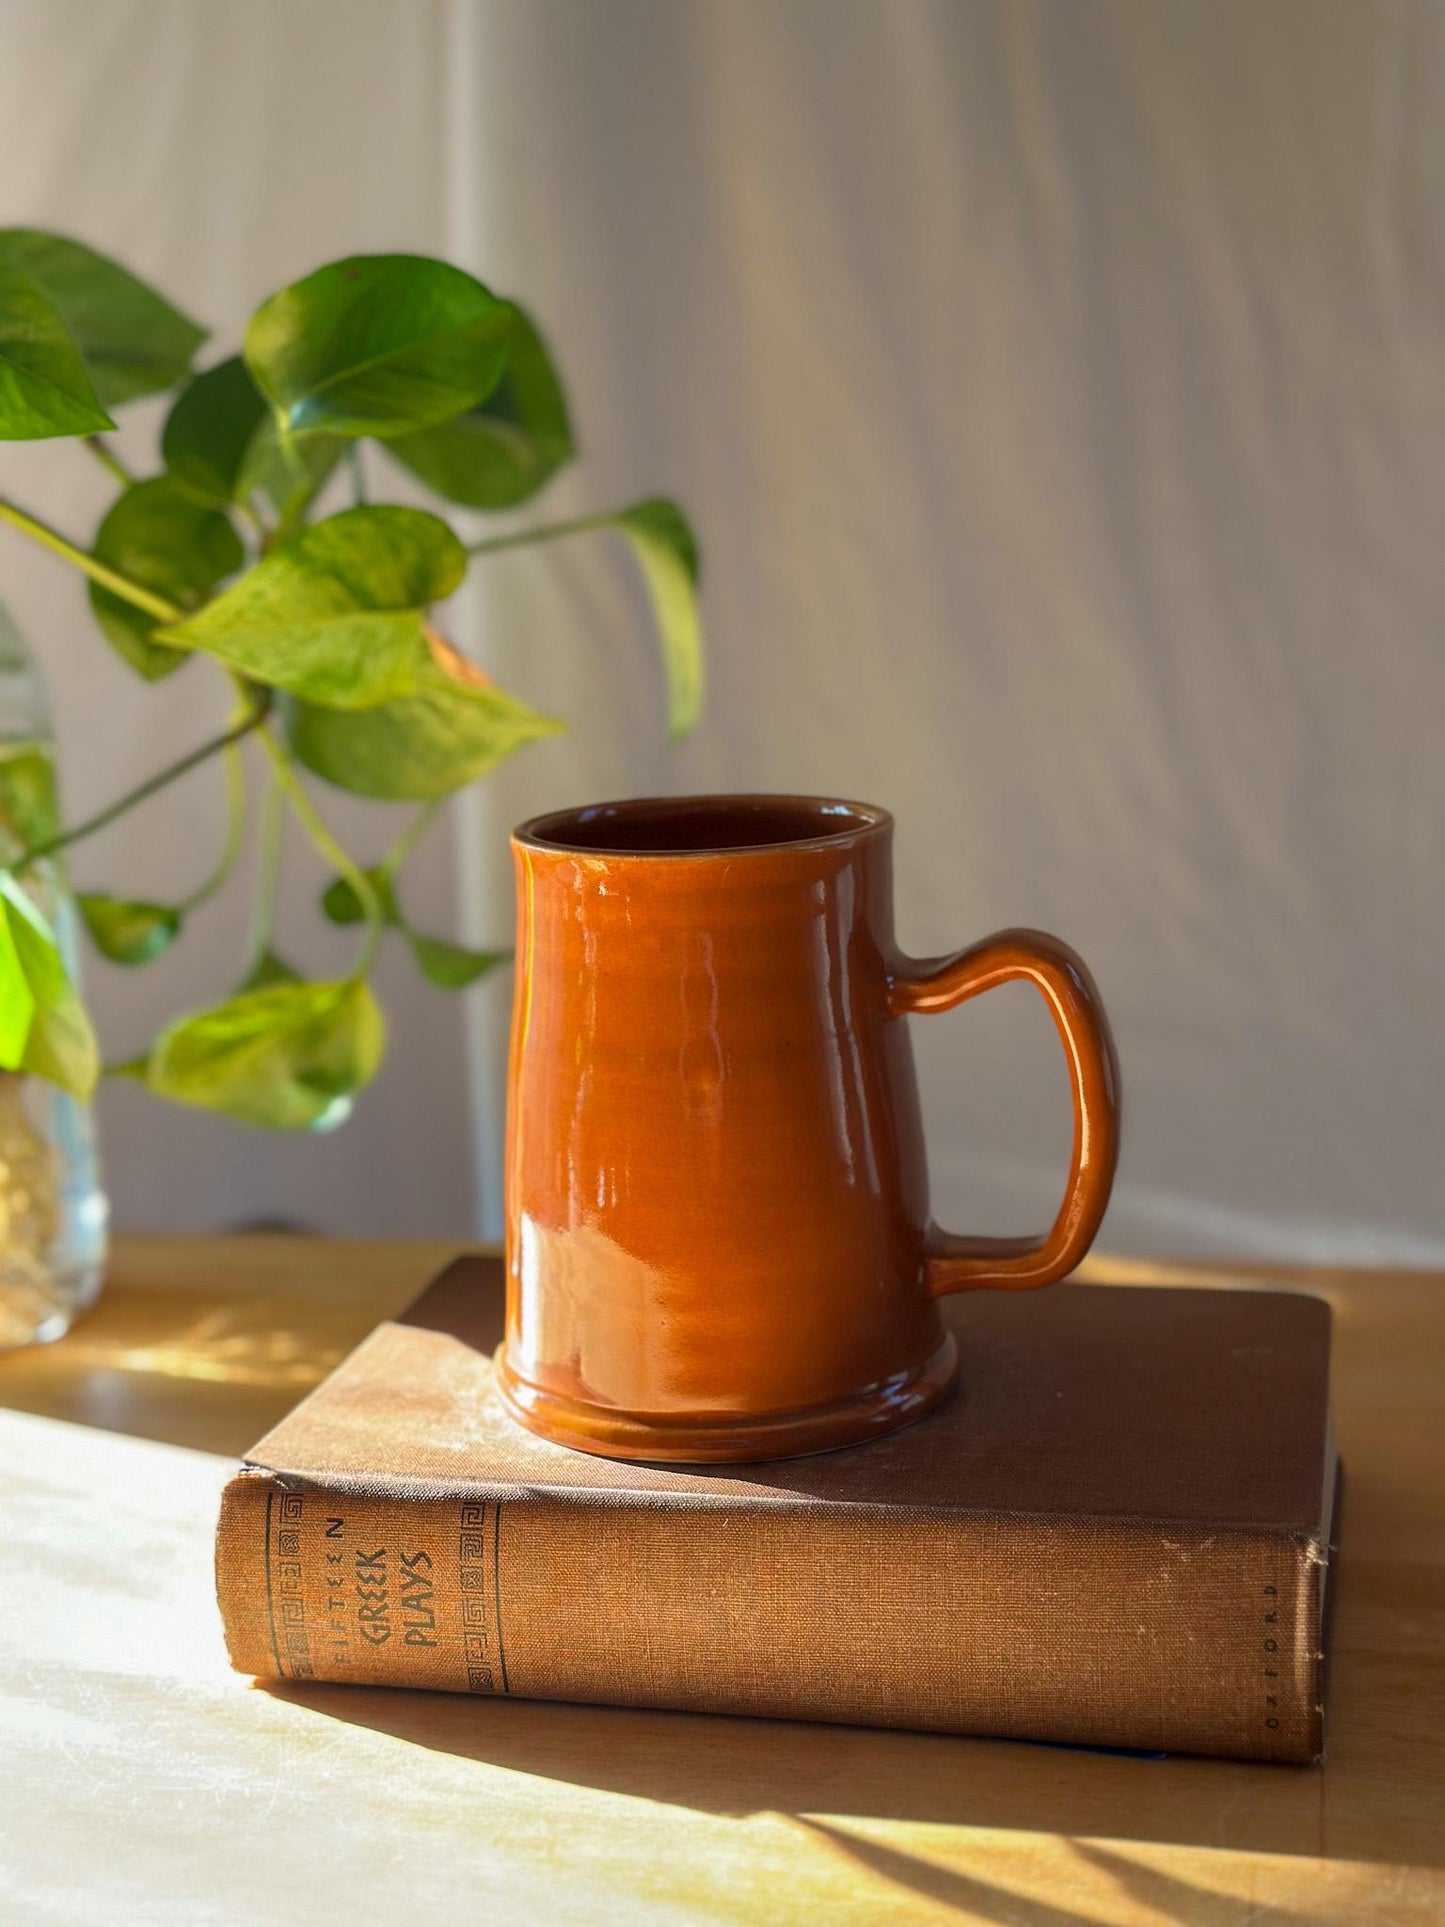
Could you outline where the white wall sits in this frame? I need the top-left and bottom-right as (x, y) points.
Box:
(1, 0), (1441, 1262)
(458, 0), (1445, 1263)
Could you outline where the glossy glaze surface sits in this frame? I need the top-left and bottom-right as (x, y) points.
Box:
(496, 796), (1120, 1461)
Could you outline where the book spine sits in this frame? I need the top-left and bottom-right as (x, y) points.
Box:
(216, 1471), (1325, 1763)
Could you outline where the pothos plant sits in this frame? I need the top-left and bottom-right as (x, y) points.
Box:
(0, 235), (701, 1130)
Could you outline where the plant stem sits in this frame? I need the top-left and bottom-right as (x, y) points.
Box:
(243, 772), (285, 975)
(383, 799), (440, 876)
(346, 444), (367, 507)
(269, 448), (331, 548)
(236, 498), (269, 546)
(0, 496), (182, 624)
(258, 724), (385, 975)
(84, 436), (135, 487)
(178, 734), (248, 914)
(14, 705), (267, 869)
(467, 511), (614, 558)
(362, 799), (443, 929)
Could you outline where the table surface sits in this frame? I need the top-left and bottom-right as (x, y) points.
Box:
(1, 1237), (1441, 1926)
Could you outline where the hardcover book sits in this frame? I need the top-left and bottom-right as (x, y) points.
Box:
(216, 1258), (1337, 1762)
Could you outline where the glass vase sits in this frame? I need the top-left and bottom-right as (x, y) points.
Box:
(0, 601), (108, 1348)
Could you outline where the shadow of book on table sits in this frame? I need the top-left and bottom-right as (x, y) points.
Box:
(260, 1677), (1191, 1842)
(265, 1681), (1336, 1927)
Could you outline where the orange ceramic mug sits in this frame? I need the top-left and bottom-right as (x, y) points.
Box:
(496, 795), (1120, 1463)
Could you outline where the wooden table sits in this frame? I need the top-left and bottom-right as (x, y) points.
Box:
(1, 1237), (1441, 1925)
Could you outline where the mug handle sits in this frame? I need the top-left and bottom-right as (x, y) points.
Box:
(889, 927), (1121, 1295)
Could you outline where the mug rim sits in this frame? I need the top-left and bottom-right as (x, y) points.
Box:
(514, 793), (893, 858)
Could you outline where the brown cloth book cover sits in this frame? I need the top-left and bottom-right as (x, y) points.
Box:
(216, 1258), (1337, 1763)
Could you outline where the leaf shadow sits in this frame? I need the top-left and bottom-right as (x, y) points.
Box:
(1070, 1840), (1322, 1924)
(795, 1817), (1102, 1924)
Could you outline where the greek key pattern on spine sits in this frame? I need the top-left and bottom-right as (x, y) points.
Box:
(458, 1501), (508, 1693)
(273, 1490), (313, 1679)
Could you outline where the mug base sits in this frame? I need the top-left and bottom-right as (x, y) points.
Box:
(492, 1332), (960, 1464)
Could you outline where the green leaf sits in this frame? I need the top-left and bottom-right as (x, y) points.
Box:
(0, 259), (114, 439)
(320, 867), (398, 927)
(77, 893), (181, 966)
(0, 229), (205, 406)
(284, 633), (561, 799)
(89, 477), (245, 680)
(614, 499), (704, 739)
(105, 1054), (150, 1084)
(235, 412), (346, 525)
(0, 900), (34, 1063)
(146, 977), (385, 1131)
(0, 873), (99, 1099)
(319, 875), (363, 926)
(0, 741), (61, 855)
(157, 505), (465, 707)
(236, 947), (301, 993)
(406, 932), (508, 990)
(161, 357), (268, 508)
(22, 974), (99, 1102)
(245, 255), (514, 440)
(385, 306), (572, 508)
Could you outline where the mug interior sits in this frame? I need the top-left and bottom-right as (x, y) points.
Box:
(518, 795), (888, 855)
